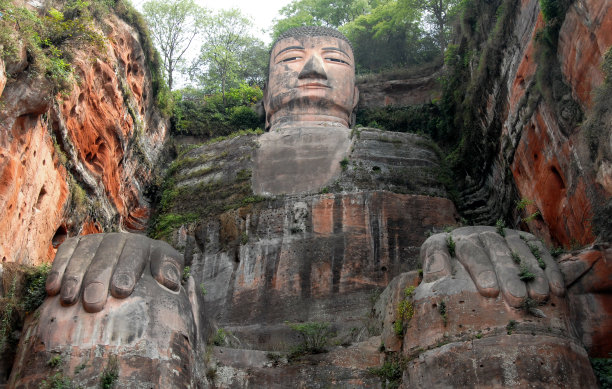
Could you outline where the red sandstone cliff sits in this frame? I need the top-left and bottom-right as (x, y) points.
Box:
(455, 0), (611, 248)
(0, 11), (167, 266)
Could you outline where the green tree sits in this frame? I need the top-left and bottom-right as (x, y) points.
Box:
(341, 0), (437, 72)
(401, 0), (462, 52)
(193, 9), (265, 106)
(143, 0), (206, 90)
(271, 0), (371, 39)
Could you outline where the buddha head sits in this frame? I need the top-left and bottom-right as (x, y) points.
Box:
(264, 26), (360, 130)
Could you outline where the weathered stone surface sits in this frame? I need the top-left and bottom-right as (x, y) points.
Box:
(356, 66), (443, 109)
(404, 335), (595, 388)
(209, 337), (384, 388)
(9, 263), (199, 388)
(0, 14), (167, 266)
(253, 126), (352, 195)
(194, 191), (457, 350)
(376, 228), (599, 388)
(559, 245), (612, 357)
(558, 0), (612, 108)
(457, 0), (612, 247)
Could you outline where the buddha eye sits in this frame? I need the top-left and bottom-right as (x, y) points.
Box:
(280, 56), (300, 63)
(327, 57), (349, 65)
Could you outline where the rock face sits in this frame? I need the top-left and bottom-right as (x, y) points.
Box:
(0, 13), (167, 266)
(356, 65), (443, 108)
(4, 0), (612, 387)
(172, 129), (458, 387)
(457, 0), (612, 248)
(8, 128), (459, 387)
(375, 228), (603, 388)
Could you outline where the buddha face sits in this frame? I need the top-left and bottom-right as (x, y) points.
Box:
(264, 35), (359, 129)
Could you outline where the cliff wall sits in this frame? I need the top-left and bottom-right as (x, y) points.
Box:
(0, 8), (167, 266)
(453, 0), (611, 248)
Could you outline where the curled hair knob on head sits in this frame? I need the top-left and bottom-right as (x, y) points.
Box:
(272, 26), (353, 52)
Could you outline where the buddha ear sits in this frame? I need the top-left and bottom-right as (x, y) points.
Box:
(349, 86), (360, 128)
(263, 83), (270, 130)
(352, 86), (359, 110)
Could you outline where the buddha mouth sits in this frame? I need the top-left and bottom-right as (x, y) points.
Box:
(298, 82), (330, 89)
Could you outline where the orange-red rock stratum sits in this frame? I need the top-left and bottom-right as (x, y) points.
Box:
(0, 14), (167, 266)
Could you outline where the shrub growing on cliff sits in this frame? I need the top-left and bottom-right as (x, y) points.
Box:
(287, 321), (335, 355)
(0, 0), (107, 94)
(591, 355), (612, 389)
(100, 355), (119, 389)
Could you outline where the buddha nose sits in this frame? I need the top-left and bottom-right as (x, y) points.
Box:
(298, 55), (327, 80)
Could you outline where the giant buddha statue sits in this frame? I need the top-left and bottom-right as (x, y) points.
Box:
(8, 27), (606, 388)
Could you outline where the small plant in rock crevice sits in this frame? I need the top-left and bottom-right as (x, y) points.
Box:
(212, 328), (227, 346)
(340, 157), (349, 171)
(47, 355), (63, 368)
(439, 300), (448, 326)
(446, 234), (456, 257)
(368, 353), (405, 389)
(182, 266), (191, 284)
(496, 218), (506, 237)
(394, 286), (416, 337)
(100, 355), (119, 389)
(527, 242), (546, 269)
(506, 320), (517, 335)
(518, 264), (536, 282)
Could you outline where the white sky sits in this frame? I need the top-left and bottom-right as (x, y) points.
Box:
(131, 0), (292, 44)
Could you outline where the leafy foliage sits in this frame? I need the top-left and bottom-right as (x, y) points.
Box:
(142, 0), (206, 90)
(100, 355), (119, 389)
(287, 321), (335, 354)
(368, 354), (405, 389)
(591, 356), (612, 389)
(1, 263), (50, 352)
(171, 84), (263, 137)
(0, 0), (107, 94)
(446, 234), (455, 257)
(40, 372), (72, 389)
(518, 264), (535, 282)
(191, 9), (267, 103)
(212, 328), (227, 346)
(394, 285), (415, 337)
(356, 103), (448, 138)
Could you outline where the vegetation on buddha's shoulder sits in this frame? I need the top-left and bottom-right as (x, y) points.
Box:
(148, 136), (267, 241)
(355, 103), (448, 139)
